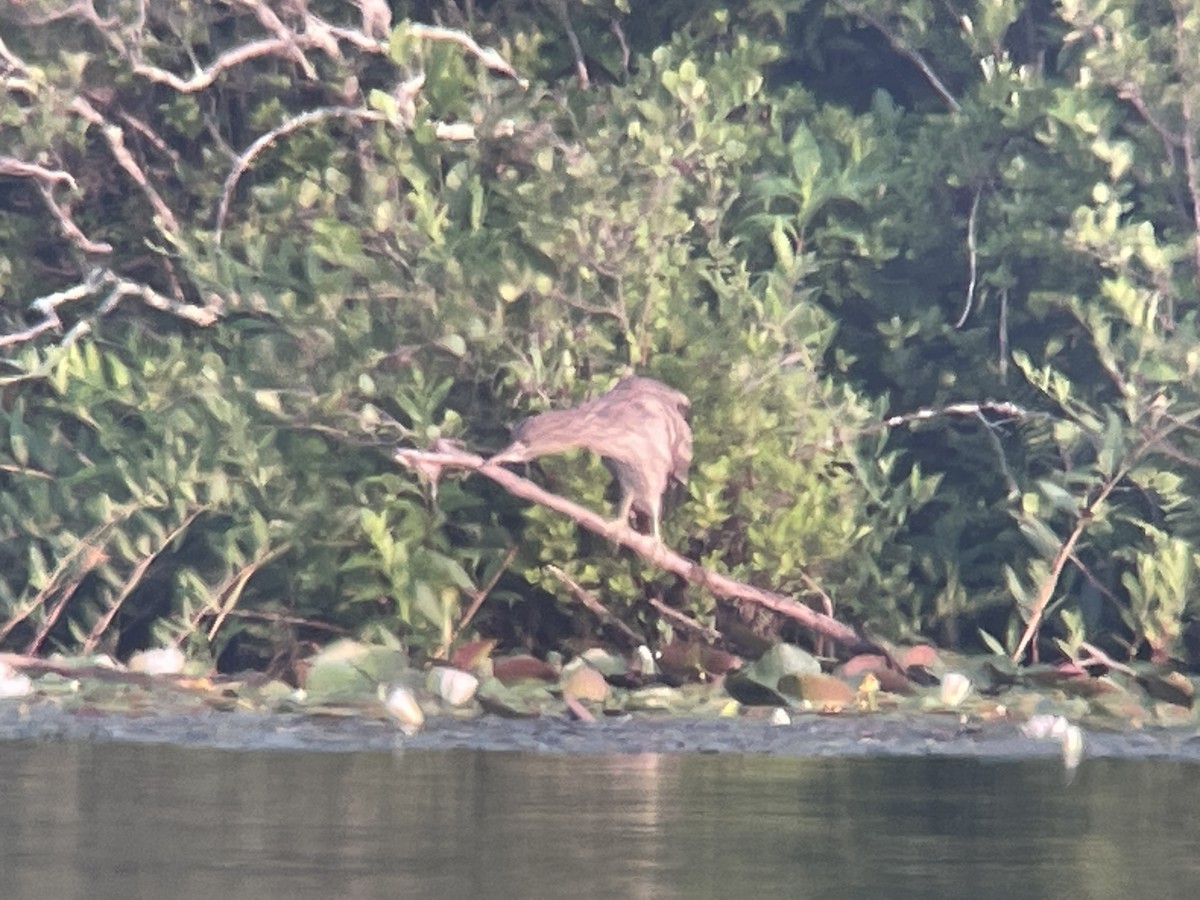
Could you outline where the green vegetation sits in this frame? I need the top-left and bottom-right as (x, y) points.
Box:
(3, 0), (1200, 675)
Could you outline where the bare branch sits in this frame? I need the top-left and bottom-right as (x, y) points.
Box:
(1, 268), (223, 349)
(954, 186), (982, 328)
(878, 399), (1042, 431)
(547, 564), (643, 645)
(610, 20), (631, 78)
(114, 109), (182, 166)
(0, 157), (112, 254)
(1076, 640), (1137, 676)
(0, 522), (119, 644)
(647, 596), (722, 643)
(205, 545), (289, 642)
(998, 285), (1010, 381)
(133, 37), (297, 93)
(549, 0), (589, 89)
(82, 506), (209, 655)
(2, 0), (114, 28)
(437, 545), (519, 658)
(835, 2), (961, 112)
(0, 157), (77, 189)
(0, 34), (36, 96)
(127, 1), (390, 92)
(1116, 81), (1182, 150)
(69, 97), (180, 234)
(36, 183), (114, 255)
(408, 23), (529, 88)
(357, 0), (393, 42)
(1010, 407), (1200, 662)
(327, 22), (388, 53)
(230, 0), (318, 79)
(394, 446), (866, 650)
(214, 105), (386, 244)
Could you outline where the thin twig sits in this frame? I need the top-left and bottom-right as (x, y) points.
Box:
(874, 400), (1040, 434)
(37, 183), (113, 254)
(115, 108), (182, 165)
(1068, 551), (1125, 615)
(0, 513), (135, 642)
(1116, 81), (1181, 153)
(69, 96), (181, 235)
(1010, 406), (1200, 661)
(954, 186), (982, 328)
(1010, 495), (1102, 663)
(836, 2), (961, 112)
(610, 20), (631, 77)
(550, 0), (589, 89)
(214, 608), (350, 634)
(998, 285), (1009, 381)
(647, 596), (722, 642)
(547, 564), (644, 645)
(24, 573), (88, 655)
(438, 545), (518, 658)
(977, 408), (1020, 499)
(0, 157), (112, 254)
(81, 507), (209, 654)
(1076, 640), (1137, 676)
(213, 106), (385, 244)
(205, 545), (290, 641)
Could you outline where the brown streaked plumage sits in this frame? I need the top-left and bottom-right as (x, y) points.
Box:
(490, 377), (692, 539)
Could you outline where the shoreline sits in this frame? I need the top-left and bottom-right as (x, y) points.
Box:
(3, 701), (1199, 761)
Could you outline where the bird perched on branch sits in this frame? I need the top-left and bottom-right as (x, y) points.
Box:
(489, 377), (692, 540)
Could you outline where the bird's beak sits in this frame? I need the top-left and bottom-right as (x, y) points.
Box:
(487, 443), (529, 466)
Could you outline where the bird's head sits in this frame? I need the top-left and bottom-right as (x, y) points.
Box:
(490, 409), (585, 464)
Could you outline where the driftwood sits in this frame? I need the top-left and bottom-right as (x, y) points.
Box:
(393, 445), (867, 651)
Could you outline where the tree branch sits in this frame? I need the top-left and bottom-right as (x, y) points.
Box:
(954, 186), (982, 328)
(408, 23), (529, 88)
(648, 596), (723, 643)
(836, 2), (961, 112)
(393, 445), (867, 651)
(547, 564), (643, 644)
(1011, 406), (1200, 662)
(213, 105), (386, 245)
(69, 96), (180, 235)
(0, 268), (223, 349)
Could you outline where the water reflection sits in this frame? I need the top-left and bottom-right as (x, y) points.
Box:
(1, 741), (1197, 899)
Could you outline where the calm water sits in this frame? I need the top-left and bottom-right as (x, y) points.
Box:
(1, 741), (1197, 899)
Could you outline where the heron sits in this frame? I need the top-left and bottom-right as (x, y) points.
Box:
(489, 377), (692, 540)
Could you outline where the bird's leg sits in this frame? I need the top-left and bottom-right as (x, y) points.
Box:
(612, 491), (663, 541)
(614, 492), (636, 531)
(648, 499), (662, 542)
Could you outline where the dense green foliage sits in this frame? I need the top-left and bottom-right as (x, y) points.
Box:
(3, 0), (1200, 671)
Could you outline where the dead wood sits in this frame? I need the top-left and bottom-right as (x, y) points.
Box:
(394, 445), (867, 652)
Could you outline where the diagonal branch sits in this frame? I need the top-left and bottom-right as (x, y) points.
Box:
(213, 105), (385, 245)
(835, 1), (961, 112)
(408, 23), (530, 88)
(393, 445), (867, 651)
(1010, 405), (1200, 662)
(69, 97), (181, 235)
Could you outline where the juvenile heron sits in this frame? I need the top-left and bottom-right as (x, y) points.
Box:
(490, 377), (692, 539)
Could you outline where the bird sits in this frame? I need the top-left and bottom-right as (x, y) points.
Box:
(489, 377), (692, 540)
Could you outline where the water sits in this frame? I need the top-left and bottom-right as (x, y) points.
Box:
(1, 741), (1196, 899)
